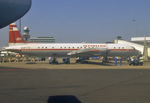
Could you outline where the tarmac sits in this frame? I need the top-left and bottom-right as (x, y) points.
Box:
(0, 62), (150, 103)
(0, 61), (150, 69)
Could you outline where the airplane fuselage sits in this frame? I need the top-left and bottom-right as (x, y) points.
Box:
(5, 43), (140, 58)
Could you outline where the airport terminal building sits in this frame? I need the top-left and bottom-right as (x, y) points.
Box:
(115, 36), (150, 60)
(29, 36), (55, 43)
(131, 37), (150, 45)
(23, 26), (55, 43)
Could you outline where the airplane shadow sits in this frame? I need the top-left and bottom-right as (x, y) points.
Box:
(47, 95), (82, 103)
(52, 61), (114, 66)
(84, 61), (113, 66)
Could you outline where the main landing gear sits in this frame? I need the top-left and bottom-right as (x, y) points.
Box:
(101, 56), (109, 64)
(49, 57), (58, 64)
(76, 57), (89, 64)
(62, 57), (70, 64)
(49, 57), (71, 64)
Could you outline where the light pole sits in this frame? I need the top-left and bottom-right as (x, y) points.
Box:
(132, 18), (138, 36)
(143, 36), (149, 61)
(19, 19), (22, 33)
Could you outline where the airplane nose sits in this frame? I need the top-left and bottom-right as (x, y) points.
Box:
(137, 50), (142, 55)
(131, 47), (141, 56)
(134, 49), (141, 56)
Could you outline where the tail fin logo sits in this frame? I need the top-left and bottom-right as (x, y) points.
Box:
(16, 37), (23, 41)
(9, 23), (26, 44)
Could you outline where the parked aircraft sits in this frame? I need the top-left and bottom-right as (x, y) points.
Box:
(4, 23), (140, 63)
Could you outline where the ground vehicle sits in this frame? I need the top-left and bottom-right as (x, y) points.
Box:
(129, 60), (143, 66)
(128, 57), (143, 66)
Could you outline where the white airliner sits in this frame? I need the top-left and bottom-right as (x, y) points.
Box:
(4, 23), (140, 63)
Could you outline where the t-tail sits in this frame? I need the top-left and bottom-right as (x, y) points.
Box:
(9, 23), (26, 46)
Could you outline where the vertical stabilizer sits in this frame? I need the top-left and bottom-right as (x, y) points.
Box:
(9, 23), (25, 45)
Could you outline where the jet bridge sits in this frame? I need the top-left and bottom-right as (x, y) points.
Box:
(114, 40), (150, 58)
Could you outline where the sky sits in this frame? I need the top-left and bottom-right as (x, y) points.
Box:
(0, 0), (150, 48)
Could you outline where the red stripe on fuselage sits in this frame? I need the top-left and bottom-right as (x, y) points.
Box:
(17, 49), (136, 51)
(110, 49), (136, 51)
(20, 49), (80, 51)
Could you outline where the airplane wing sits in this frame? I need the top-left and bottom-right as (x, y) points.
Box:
(67, 48), (108, 57)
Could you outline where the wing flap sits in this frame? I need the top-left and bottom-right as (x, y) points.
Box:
(67, 48), (107, 57)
